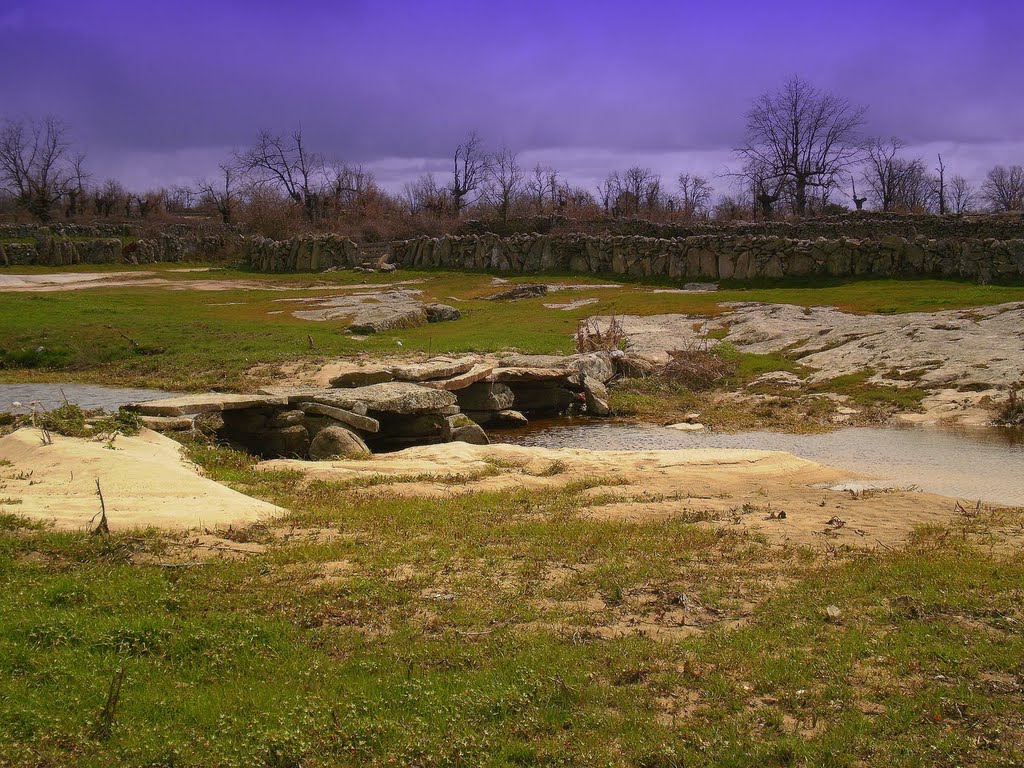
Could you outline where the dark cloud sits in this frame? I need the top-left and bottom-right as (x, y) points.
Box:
(1, 0), (1020, 190)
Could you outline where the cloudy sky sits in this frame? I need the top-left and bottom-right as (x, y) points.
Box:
(2, 0), (1021, 200)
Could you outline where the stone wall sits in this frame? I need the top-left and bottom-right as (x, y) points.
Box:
(0, 227), (234, 266)
(248, 232), (1024, 283)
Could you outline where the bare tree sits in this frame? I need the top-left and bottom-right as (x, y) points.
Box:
(237, 128), (327, 220)
(0, 116), (80, 221)
(93, 179), (126, 217)
(198, 164), (238, 224)
(737, 76), (865, 216)
(449, 131), (489, 215)
(526, 163), (561, 215)
(862, 137), (922, 212)
(485, 146), (523, 221)
(949, 174), (976, 214)
(676, 173), (713, 220)
(934, 154), (947, 215)
(597, 172), (619, 214)
(980, 165), (1024, 212)
(63, 152), (90, 219)
(618, 166), (660, 215)
(403, 172), (448, 216)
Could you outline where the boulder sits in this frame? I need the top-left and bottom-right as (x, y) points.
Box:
(456, 382), (515, 411)
(266, 409), (305, 428)
(582, 375), (612, 416)
(299, 402), (380, 433)
(425, 303), (462, 322)
(446, 414), (490, 445)
(309, 425), (369, 460)
(488, 283), (548, 301)
(261, 425), (310, 458)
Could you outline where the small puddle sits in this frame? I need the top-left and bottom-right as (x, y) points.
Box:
(0, 384), (175, 414)
(493, 421), (1024, 506)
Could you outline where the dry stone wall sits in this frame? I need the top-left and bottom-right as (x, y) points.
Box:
(248, 232), (1024, 283)
(0, 226), (233, 266)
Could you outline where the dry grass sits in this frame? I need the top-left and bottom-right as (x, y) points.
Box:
(574, 315), (625, 353)
(659, 338), (739, 392)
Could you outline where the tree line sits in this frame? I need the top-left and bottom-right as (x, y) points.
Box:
(2, 77), (1022, 234)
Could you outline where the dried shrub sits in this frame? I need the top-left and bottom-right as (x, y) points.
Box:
(575, 317), (624, 353)
(658, 338), (738, 391)
(996, 384), (1024, 426)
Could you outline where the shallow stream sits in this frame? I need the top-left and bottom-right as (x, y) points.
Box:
(3, 383), (1021, 507)
(494, 421), (1024, 507)
(0, 383), (174, 414)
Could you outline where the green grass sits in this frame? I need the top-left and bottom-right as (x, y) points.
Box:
(0, 443), (1021, 766)
(1, 266), (1021, 391)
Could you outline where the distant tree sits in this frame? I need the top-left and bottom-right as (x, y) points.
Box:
(620, 166), (660, 215)
(93, 179), (126, 217)
(326, 163), (375, 211)
(485, 146), (523, 222)
(737, 76), (865, 216)
(0, 116), (81, 222)
(198, 164), (238, 224)
(237, 128), (327, 220)
(403, 172), (448, 217)
(63, 152), (89, 219)
(449, 131), (489, 216)
(676, 173), (713, 219)
(949, 174), (976, 214)
(894, 161), (935, 212)
(596, 172), (620, 214)
(526, 163), (560, 215)
(862, 137), (913, 212)
(934, 154), (947, 215)
(980, 165), (1024, 212)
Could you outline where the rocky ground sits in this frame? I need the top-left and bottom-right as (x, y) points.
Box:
(599, 301), (1024, 426)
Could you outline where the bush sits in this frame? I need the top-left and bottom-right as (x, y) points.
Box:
(658, 339), (739, 391)
(996, 385), (1024, 426)
(575, 317), (625, 353)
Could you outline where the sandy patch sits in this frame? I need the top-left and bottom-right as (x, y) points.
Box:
(0, 428), (283, 530)
(258, 441), (970, 547)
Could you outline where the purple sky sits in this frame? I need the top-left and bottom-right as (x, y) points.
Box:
(2, 0), (1021, 198)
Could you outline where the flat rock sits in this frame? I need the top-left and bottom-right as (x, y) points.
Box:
(329, 367), (395, 387)
(489, 367), (580, 384)
(667, 422), (706, 432)
(312, 382), (458, 415)
(487, 283), (548, 301)
(129, 393), (288, 417)
(499, 352), (615, 383)
(299, 403), (380, 433)
(139, 415), (194, 431)
(421, 363), (494, 391)
(389, 357), (477, 382)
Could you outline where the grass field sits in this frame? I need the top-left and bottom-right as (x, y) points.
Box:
(1, 443), (1022, 766)
(2, 264), (1023, 391)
